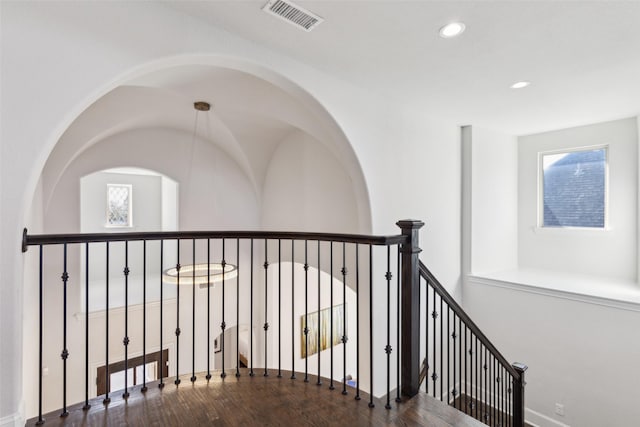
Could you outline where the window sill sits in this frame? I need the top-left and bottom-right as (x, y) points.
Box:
(468, 269), (640, 312)
(531, 225), (610, 236)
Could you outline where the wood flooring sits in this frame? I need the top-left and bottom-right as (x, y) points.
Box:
(26, 369), (487, 426)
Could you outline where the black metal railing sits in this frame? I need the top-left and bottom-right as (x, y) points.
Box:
(21, 220), (526, 426)
(419, 262), (527, 426)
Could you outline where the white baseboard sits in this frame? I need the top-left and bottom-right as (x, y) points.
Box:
(526, 407), (570, 427)
(0, 399), (24, 427)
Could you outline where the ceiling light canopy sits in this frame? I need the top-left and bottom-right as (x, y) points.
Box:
(510, 81), (531, 89)
(439, 22), (465, 38)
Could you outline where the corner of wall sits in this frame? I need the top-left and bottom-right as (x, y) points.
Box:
(636, 115), (640, 285)
(0, 399), (24, 427)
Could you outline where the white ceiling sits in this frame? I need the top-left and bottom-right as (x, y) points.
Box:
(166, 1), (640, 136)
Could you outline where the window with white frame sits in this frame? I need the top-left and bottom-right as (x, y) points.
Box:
(106, 184), (132, 227)
(540, 146), (607, 228)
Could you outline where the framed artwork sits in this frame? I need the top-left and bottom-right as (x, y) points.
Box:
(300, 304), (345, 358)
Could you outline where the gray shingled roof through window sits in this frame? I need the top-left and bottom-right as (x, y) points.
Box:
(543, 149), (606, 228)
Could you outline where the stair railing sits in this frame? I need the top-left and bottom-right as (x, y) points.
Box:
(22, 220), (526, 426)
(417, 261), (527, 426)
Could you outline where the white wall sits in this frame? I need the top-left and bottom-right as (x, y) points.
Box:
(261, 131), (360, 233)
(465, 279), (640, 427)
(2, 1), (461, 423)
(518, 117), (638, 280)
(463, 117), (640, 426)
(461, 126), (519, 276)
(268, 262), (358, 387)
(81, 171), (163, 286)
(81, 171), (163, 233)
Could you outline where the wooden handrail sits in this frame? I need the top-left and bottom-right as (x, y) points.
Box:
(22, 228), (407, 252)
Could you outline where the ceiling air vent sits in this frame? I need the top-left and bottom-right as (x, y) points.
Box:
(262, 0), (324, 32)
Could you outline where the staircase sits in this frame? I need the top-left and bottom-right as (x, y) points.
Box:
(21, 220), (526, 426)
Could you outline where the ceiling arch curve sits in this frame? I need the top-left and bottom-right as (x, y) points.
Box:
(40, 55), (372, 233)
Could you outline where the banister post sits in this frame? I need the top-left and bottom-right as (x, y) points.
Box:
(512, 362), (528, 427)
(397, 219), (424, 397)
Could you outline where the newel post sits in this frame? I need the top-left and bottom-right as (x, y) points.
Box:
(512, 362), (528, 427)
(397, 219), (424, 397)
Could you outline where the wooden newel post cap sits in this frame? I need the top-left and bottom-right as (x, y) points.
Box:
(512, 362), (528, 374)
(396, 219), (425, 230)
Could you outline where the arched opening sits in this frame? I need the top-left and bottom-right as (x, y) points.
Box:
(23, 59), (373, 419)
(80, 167), (179, 312)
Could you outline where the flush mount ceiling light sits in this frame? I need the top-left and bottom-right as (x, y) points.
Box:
(439, 22), (466, 38)
(510, 81), (531, 89)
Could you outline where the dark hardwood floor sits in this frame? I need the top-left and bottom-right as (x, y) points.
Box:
(27, 369), (486, 426)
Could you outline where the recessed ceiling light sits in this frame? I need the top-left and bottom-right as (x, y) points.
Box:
(511, 81), (531, 89)
(439, 22), (465, 38)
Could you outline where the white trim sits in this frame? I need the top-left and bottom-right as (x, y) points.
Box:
(526, 407), (571, 427)
(84, 298), (176, 319)
(0, 399), (24, 427)
(469, 274), (640, 313)
(457, 382), (568, 427)
(531, 225), (611, 235)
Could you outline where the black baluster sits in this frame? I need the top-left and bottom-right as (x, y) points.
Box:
(498, 363), (502, 427)
(425, 280), (429, 395)
(503, 364), (506, 427)
(61, 244), (69, 417)
(468, 328), (472, 414)
(290, 240), (296, 380)
(123, 241), (130, 398)
(458, 317), (462, 411)
(191, 239), (196, 383)
(84, 243), (91, 409)
(368, 244), (374, 408)
(500, 363), (504, 427)
(277, 239), (282, 378)
(250, 239), (255, 377)
(432, 284), (437, 399)
(483, 343), (487, 423)
(304, 240), (309, 383)
(142, 240), (148, 392)
(221, 239), (226, 379)
(343, 242), (349, 396)
(504, 365), (508, 427)
(355, 244), (360, 401)
(329, 241), (334, 390)
(206, 239), (212, 380)
(464, 324), (468, 411)
(175, 240), (181, 386)
(263, 239), (269, 377)
(452, 313), (457, 408)
(36, 245), (44, 425)
(476, 336), (479, 420)
(317, 241), (322, 386)
(385, 245), (392, 409)
(446, 307), (450, 406)
(104, 242), (111, 404)
(395, 247), (400, 403)
(493, 356), (496, 426)
(509, 372), (513, 427)
(440, 295), (443, 402)
(159, 240), (165, 389)
(485, 347), (489, 424)
(236, 238), (241, 378)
